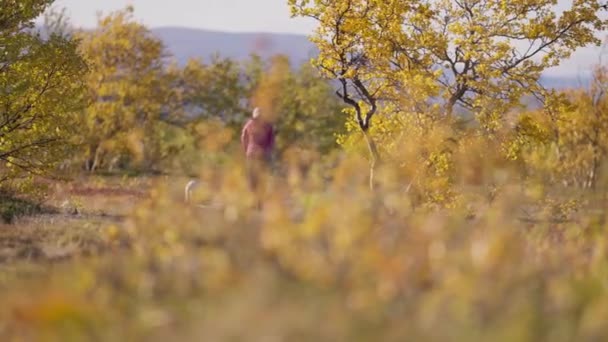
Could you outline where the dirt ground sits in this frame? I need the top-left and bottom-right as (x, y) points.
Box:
(0, 176), (151, 272)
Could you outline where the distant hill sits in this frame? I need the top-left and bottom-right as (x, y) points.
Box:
(151, 27), (594, 89)
(540, 75), (592, 89)
(151, 27), (318, 66)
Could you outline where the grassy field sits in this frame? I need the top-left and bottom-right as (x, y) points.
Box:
(0, 177), (145, 265)
(0, 177), (145, 298)
(0, 174), (354, 341)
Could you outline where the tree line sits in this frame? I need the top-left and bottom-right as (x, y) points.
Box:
(3, 0), (608, 199)
(0, 3), (346, 193)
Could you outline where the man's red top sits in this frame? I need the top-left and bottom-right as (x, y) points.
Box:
(240, 118), (275, 160)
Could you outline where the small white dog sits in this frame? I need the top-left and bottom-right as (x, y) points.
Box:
(184, 180), (223, 209)
(184, 179), (200, 204)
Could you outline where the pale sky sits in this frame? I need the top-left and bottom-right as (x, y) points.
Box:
(50, 0), (317, 34)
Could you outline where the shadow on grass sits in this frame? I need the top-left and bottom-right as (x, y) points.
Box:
(0, 194), (57, 224)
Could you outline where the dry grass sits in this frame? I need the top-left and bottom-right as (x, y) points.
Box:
(0, 176), (150, 282)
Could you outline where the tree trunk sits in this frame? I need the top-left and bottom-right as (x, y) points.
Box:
(362, 129), (380, 191)
(446, 97), (457, 119)
(587, 154), (600, 190)
(84, 144), (97, 172)
(85, 144), (103, 173)
(91, 148), (101, 173)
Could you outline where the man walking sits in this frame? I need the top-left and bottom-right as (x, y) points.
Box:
(241, 107), (275, 193)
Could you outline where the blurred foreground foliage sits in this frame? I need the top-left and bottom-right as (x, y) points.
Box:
(3, 125), (608, 341)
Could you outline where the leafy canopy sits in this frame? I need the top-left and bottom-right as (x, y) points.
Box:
(0, 0), (87, 185)
(290, 0), (607, 129)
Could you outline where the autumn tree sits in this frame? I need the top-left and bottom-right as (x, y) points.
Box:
(572, 62), (608, 188)
(0, 1), (87, 186)
(76, 6), (168, 172)
(510, 62), (608, 190)
(290, 0), (607, 188)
